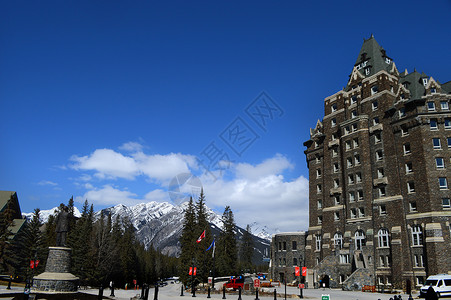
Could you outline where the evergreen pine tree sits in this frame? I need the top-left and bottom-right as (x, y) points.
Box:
(217, 206), (237, 276)
(194, 189), (213, 283)
(239, 224), (254, 272)
(179, 197), (197, 284)
(0, 197), (17, 274)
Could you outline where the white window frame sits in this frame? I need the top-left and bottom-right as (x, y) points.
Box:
(356, 172), (362, 183)
(442, 198), (451, 208)
(351, 110), (357, 119)
(401, 127), (409, 136)
(399, 107), (406, 117)
(441, 101), (449, 110)
(403, 143), (411, 154)
(374, 132), (381, 143)
(411, 225), (422, 246)
(317, 200), (322, 209)
(358, 207), (365, 218)
(439, 177), (448, 190)
(372, 101), (378, 111)
(350, 208), (357, 219)
(371, 85), (378, 95)
(373, 117), (380, 126)
(436, 157), (445, 169)
(405, 162), (413, 174)
(357, 190), (364, 201)
(334, 211), (340, 221)
(353, 138), (359, 148)
(331, 118), (336, 127)
(334, 195), (340, 205)
(334, 233), (343, 249)
(379, 205), (387, 215)
(355, 230), (366, 250)
(349, 191), (355, 202)
(376, 150), (383, 161)
(334, 178), (340, 188)
(351, 96), (357, 104)
(407, 182), (415, 193)
(378, 229), (389, 248)
(348, 174), (354, 185)
(331, 103), (337, 113)
(315, 235), (321, 251)
(445, 118), (451, 129)
(378, 186), (386, 198)
(409, 201), (417, 212)
(428, 101), (436, 111)
(430, 118), (438, 130)
(377, 168), (384, 178)
(333, 163), (339, 173)
(347, 157), (353, 168)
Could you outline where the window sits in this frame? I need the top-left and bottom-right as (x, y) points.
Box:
(352, 123), (358, 132)
(431, 88), (437, 94)
(386, 256), (391, 267)
(333, 163), (339, 173)
(357, 190), (364, 201)
(428, 101), (436, 111)
(403, 143), (411, 154)
(316, 257), (320, 265)
(315, 235), (321, 251)
(292, 241), (297, 250)
(334, 211), (340, 221)
(331, 103), (337, 113)
(332, 133), (337, 140)
(378, 186), (386, 198)
(378, 228), (389, 248)
(351, 110), (357, 119)
(356, 172), (362, 183)
(351, 95), (357, 104)
(422, 78), (428, 86)
(314, 141), (319, 148)
(317, 200), (322, 209)
(317, 169), (322, 178)
(430, 118), (438, 130)
(385, 57), (391, 64)
(339, 254), (349, 264)
(355, 230), (366, 250)
(317, 216), (322, 224)
(439, 177), (448, 189)
(346, 140), (351, 150)
(409, 201), (417, 212)
(334, 178), (340, 188)
(371, 85), (379, 95)
(350, 208), (357, 218)
(316, 157), (321, 163)
(344, 126), (350, 135)
(334, 195), (340, 205)
(278, 242), (282, 251)
(332, 148), (338, 157)
(379, 205), (387, 215)
(377, 168), (384, 178)
(372, 101), (378, 111)
(365, 68), (370, 76)
(417, 277), (425, 286)
(376, 150), (383, 161)
(411, 225), (423, 246)
(414, 255), (424, 267)
(293, 258), (298, 266)
(358, 207), (365, 218)
(442, 198), (450, 208)
(331, 118), (337, 127)
(441, 101), (449, 110)
(374, 132), (381, 143)
(349, 191), (355, 202)
(353, 138), (359, 148)
(401, 127), (409, 136)
(373, 117), (380, 126)
(399, 107), (406, 117)
(405, 162), (413, 174)
(354, 154), (361, 165)
(445, 118), (451, 129)
(317, 184), (322, 193)
(348, 174), (354, 185)
(347, 157), (353, 168)
(436, 157), (445, 169)
(448, 137), (451, 148)
(334, 233), (343, 249)
(283, 242), (286, 250)
(407, 182), (415, 193)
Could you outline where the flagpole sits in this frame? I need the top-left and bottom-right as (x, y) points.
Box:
(212, 235), (216, 290)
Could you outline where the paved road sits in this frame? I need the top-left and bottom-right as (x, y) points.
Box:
(0, 282), (421, 300)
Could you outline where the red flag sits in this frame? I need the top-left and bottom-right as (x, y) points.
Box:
(193, 267), (197, 276)
(295, 266), (300, 276)
(196, 230), (206, 243)
(189, 267), (193, 275)
(35, 260), (40, 268)
(302, 267), (307, 277)
(30, 260), (35, 269)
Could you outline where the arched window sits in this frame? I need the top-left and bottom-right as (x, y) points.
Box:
(411, 225), (423, 246)
(378, 228), (389, 248)
(334, 232), (343, 249)
(355, 230), (366, 250)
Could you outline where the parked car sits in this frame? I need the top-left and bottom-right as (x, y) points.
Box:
(420, 274), (451, 298)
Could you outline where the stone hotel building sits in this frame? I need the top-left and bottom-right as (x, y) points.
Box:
(303, 36), (451, 290)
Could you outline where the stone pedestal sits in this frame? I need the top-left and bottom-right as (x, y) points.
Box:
(33, 247), (79, 293)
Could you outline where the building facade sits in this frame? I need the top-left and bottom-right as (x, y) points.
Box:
(270, 232), (306, 284)
(303, 36), (451, 291)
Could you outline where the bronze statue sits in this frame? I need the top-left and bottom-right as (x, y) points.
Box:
(55, 204), (69, 247)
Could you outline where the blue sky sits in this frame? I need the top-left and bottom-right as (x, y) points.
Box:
(1, 1), (450, 232)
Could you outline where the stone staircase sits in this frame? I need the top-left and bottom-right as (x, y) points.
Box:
(341, 267), (374, 291)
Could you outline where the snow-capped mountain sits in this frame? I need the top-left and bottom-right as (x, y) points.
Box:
(23, 206), (82, 221)
(98, 201), (271, 261)
(25, 201), (271, 263)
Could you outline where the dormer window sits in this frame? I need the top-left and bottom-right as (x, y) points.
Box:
(431, 88), (436, 94)
(399, 108), (406, 118)
(385, 57), (391, 64)
(422, 78), (428, 86)
(365, 68), (370, 76)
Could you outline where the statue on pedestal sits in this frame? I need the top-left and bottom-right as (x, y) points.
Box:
(55, 204), (69, 247)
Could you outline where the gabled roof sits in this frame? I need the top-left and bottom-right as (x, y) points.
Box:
(400, 70), (427, 100)
(0, 191), (22, 218)
(353, 35), (393, 76)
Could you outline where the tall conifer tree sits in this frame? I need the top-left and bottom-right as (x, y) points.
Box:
(195, 189), (213, 283)
(217, 206), (237, 276)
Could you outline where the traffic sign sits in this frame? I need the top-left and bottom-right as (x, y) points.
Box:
(298, 283), (305, 289)
(321, 295), (330, 300)
(254, 279), (260, 288)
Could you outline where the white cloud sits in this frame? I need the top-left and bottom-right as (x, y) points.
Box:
(234, 154), (294, 180)
(144, 189), (170, 203)
(119, 141), (144, 152)
(74, 185), (142, 206)
(37, 180), (58, 186)
(70, 149), (139, 180)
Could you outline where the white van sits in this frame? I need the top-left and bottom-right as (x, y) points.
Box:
(420, 274), (451, 298)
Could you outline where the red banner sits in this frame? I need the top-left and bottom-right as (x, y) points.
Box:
(30, 260), (35, 269)
(35, 260), (40, 268)
(193, 267), (197, 276)
(302, 267), (307, 277)
(295, 266), (300, 276)
(189, 267), (193, 275)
